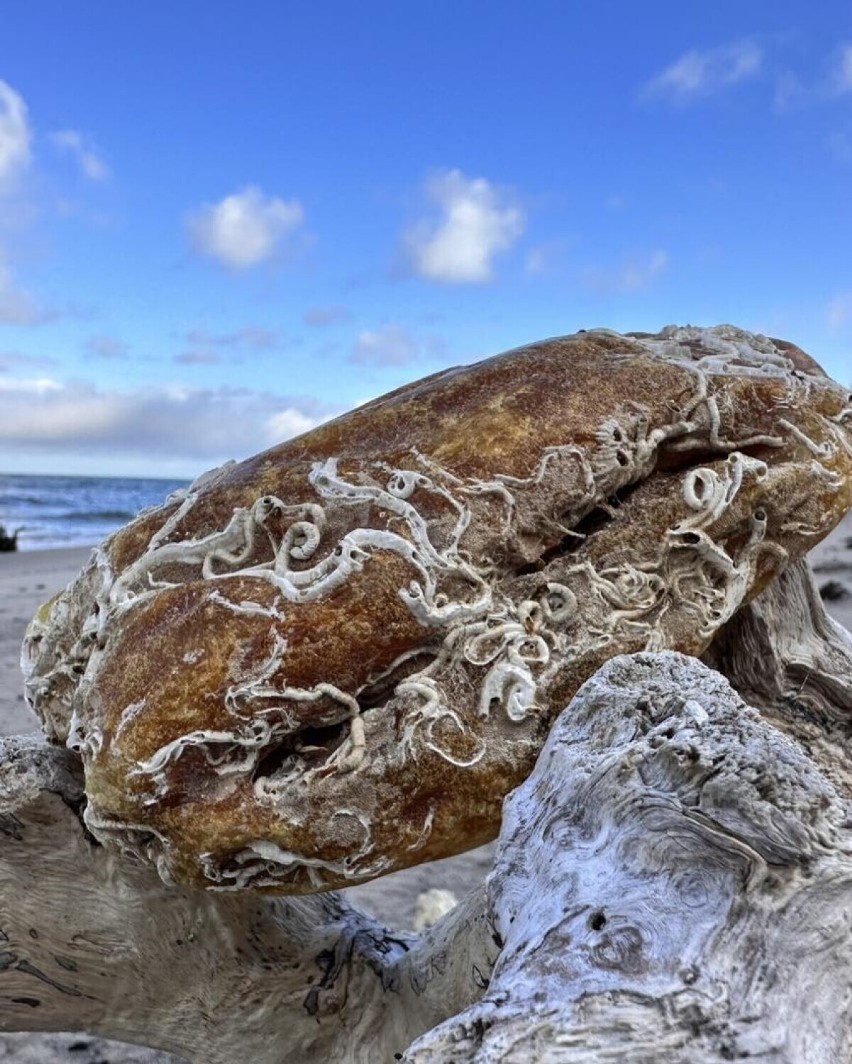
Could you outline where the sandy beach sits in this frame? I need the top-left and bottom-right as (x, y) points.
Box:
(2, 516), (851, 1062)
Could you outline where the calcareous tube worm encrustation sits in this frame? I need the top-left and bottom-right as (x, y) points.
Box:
(22, 326), (852, 893)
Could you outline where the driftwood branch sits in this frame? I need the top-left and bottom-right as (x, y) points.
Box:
(3, 557), (852, 1062)
(704, 556), (852, 792)
(409, 559), (852, 1062)
(0, 735), (499, 1061)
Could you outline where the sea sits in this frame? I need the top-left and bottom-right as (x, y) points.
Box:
(0, 473), (190, 552)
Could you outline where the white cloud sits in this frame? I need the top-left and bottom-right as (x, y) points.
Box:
(186, 186), (305, 270)
(0, 378), (336, 463)
(351, 324), (419, 366)
(405, 170), (524, 283)
(265, 407), (318, 441)
(49, 129), (109, 181)
(0, 80), (31, 190)
(828, 292), (852, 329)
(585, 250), (670, 294)
(642, 40), (762, 104)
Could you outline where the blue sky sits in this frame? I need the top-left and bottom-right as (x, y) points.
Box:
(1, 2), (850, 478)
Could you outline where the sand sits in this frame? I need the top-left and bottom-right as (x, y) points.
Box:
(2, 516), (851, 1061)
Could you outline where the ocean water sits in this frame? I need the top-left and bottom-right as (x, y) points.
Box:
(0, 473), (189, 551)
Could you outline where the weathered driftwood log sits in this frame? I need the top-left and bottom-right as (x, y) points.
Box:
(3, 558), (852, 1062)
(0, 733), (499, 1061)
(408, 566), (852, 1062)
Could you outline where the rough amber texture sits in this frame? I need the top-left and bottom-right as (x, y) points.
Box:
(23, 326), (852, 892)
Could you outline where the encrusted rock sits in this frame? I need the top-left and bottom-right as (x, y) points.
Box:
(22, 326), (852, 892)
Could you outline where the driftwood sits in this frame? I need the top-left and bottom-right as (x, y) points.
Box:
(2, 555), (852, 1062)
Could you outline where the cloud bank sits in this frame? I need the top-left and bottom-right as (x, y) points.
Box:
(0, 378), (336, 467)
